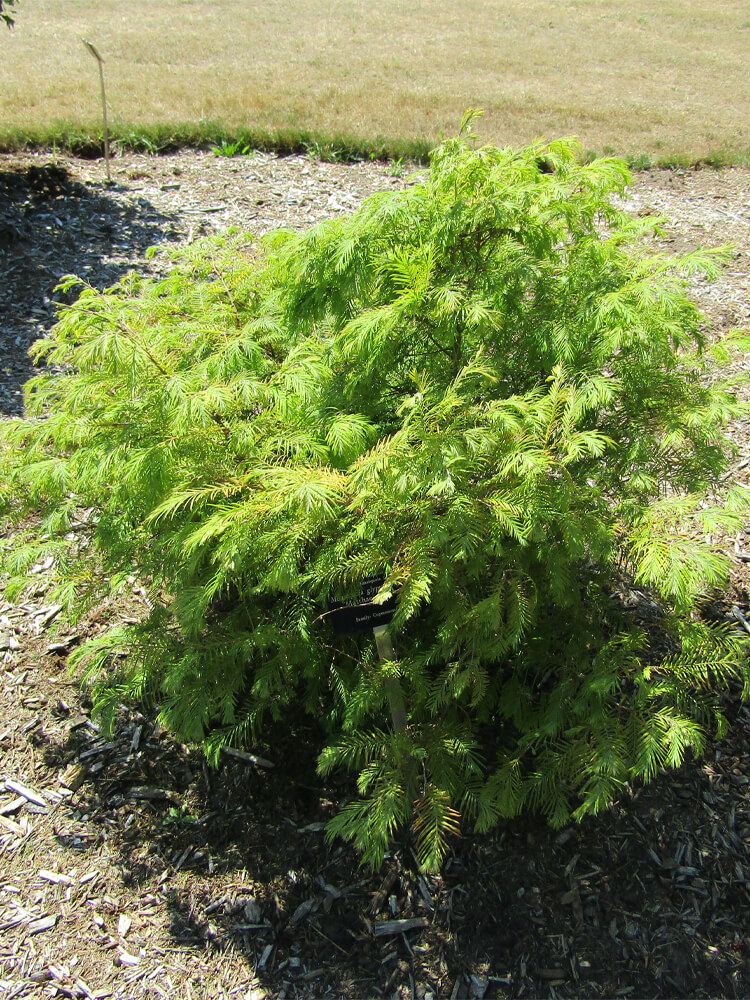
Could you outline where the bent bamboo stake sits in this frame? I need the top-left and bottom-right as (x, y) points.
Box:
(82, 39), (111, 184)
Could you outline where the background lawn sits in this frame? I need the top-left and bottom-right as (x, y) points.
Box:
(1, 0), (749, 161)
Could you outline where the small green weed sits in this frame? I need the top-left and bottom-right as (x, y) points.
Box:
(388, 156), (404, 177)
(162, 804), (199, 828)
(302, 139), (345, 162)
(656, 152), (693, 170)
(627, 152), (653, 170)
(211, 139), (255, 158)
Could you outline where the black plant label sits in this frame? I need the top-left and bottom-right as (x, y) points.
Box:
(326, 574), (396, 634)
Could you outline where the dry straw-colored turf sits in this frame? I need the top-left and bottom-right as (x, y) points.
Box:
(1, 0), (750, 159)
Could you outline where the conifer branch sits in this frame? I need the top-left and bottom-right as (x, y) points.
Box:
(209, 247), (243, 328)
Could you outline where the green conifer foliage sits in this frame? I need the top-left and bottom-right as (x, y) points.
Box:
(2, 126), (749, 869)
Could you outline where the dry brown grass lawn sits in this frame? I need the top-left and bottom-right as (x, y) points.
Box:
(1, 0), (749, 157)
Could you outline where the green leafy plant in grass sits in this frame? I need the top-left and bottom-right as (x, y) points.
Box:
(2, 120), (749, 870)
(302, 138), (344, 162)
(211, 139), (254, 158)
(388, 156), (404, 177)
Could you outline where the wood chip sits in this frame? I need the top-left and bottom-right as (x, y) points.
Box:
(27, 914), (58, 934)
(33, 604), (62, 628)
(117, 914), (132, 938)
(0, 795), (25, 816)
(47, 636), (78, 653)
(3, 778), (47, 807)
(289, 898), (316, 926)
(78, 742), (116, 760)
(417, 875), (434, 910)
(24, 802), (49, 815)
(221, 746), (274, 768)
(68, 716), (99, 733)
(60, 764), (87, 791)
(28, 969), (54, 984)
(0, 814), (24, 836)
(370, 868), (398, 914)
(126, 786), (178, 803)
(470, 974), (488, 999)
(39, 870), (74, 885)
(534, 968), (567, 981)
(257, 943), (273, 969)
(174, 846), (192, 870)
(374, 917), (429, 937)
(732, 605), (750, 635)
(116, 948), (140, 966)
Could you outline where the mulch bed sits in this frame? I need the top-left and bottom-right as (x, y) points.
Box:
(2, 151), (750, 999)
(2, 597), (750, 1000)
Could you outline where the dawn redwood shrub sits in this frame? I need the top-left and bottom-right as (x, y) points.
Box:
(2, 127), (749, 869)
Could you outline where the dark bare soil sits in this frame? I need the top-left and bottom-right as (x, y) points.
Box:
(1, 151), (750, 1000)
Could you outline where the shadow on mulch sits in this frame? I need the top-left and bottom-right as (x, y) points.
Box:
(38, 687), (750, 1000)
(0, 161), (182, 415)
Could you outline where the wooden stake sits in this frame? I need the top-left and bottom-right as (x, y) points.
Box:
(373, 624), (407, 733)
(82, 39), (111, 184)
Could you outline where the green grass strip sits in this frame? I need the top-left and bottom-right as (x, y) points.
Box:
(1, 121), (749, 170)
(0, 120), (435, 164)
